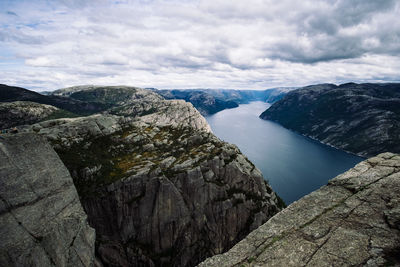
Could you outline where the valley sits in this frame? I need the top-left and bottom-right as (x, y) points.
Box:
(206, 101), (363, 204)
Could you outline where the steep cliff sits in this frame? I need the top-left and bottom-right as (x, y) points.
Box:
(199, 152), (400, 266)
(20, 112), (281, 266)
(15, 86), (281, 266)
(0, 133), (96, 267)
(260, 83), (400, 157)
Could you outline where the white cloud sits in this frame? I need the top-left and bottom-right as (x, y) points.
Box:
(0, 0), (399, 91)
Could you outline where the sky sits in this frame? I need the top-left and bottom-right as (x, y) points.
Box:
(1, 0), (400, 91)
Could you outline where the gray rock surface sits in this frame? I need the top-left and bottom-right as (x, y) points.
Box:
(13, 87), (280, 266)
(199, 153), (400, 267)
(140, 99), (211, 132)
(0, 133), (96, 267)
(51, 85), (211, 132)
(20, 114), (134, 148)
(0, 101), (58, 129)
(49, 120), (281, 267)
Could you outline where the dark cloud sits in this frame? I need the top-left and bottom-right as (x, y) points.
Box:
(6, 11), (18, 16)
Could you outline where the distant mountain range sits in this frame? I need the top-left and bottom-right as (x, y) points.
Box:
(260, 82), (400, 157)
(2, 82), (399, 158)
(155, 87), (298, 115)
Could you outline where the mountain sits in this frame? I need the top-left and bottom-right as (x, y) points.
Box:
(2, 84), (400, 267)
(156, 87), (297, 116)
(260, 83), (400, 157)
(6, 85), (283, 266)
(199, 152), (400, 266)
(0, 84), (109, 115)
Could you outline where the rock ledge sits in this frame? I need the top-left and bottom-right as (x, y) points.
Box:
(199, 153), (400, 266)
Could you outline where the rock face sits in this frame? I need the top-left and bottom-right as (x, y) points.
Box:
(199, 153), (400, 267)
(0, 101), (59, 129)
(23, 114), (281, 267)
(51, 85), (212, 132)
(140, 100), (212, 131)
(0, 133), (96, 266)
(260, 83), (400, 157)
(14, 85), (281, 266)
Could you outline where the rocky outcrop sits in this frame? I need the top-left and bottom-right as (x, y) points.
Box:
(16, 87), (280, 266)
(0, 133), (96, 266)
(199, 153), (400, 266)
(22, 114), (281, 266)
(19, 114), (135, 148)
(51, 85), (211, 132)
(0, 101), (59, 129)
(140, 100), (211, 131)
(260, 83), (400, 157)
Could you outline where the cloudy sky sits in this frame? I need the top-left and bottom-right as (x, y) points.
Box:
(1, 0), (400, 91)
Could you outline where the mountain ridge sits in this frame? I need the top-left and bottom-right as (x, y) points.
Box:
(260, 82), (400, 157)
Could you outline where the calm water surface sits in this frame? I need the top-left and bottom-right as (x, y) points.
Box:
(206, 101), (363, 204)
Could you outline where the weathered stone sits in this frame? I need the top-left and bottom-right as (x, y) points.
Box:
(7, 86), (280, 266)
(0, 133), (96, 267)
(199, 153), (400, 267)
(0, 101), (58, 129)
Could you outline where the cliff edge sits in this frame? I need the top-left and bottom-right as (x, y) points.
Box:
(0, 133), (96, 266)
(199, 153), (400, 266)
(14, 85), (281, 266)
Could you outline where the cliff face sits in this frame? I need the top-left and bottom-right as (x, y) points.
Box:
(15, 86), (281, 266)
(260, 83), (400, 157)
(199, 152), (400, 266)
(21, 113), (281, 266)
(0, 133), (96, 267)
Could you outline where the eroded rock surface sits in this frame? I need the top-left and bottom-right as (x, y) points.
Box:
(0, 133), (96, 267)
(27, 116), (281, 266)
(199, 153), (400, 267)
(0, 101), (59, 129)
(16, 93), (280, 266)
(51, 85), (211, 132)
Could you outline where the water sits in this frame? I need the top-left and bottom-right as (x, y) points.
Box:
(205, 101), (363, 204)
